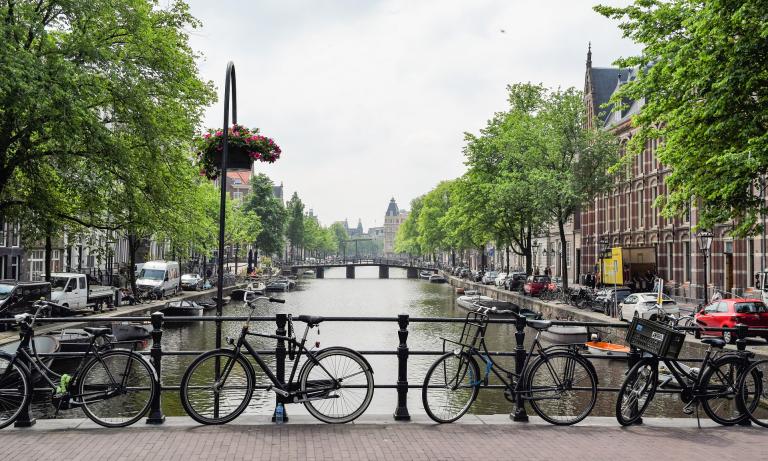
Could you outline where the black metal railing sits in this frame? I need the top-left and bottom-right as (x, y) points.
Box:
(1, 313), (766, 428)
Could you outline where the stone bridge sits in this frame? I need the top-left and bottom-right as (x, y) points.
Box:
(288, 258), (440, 279)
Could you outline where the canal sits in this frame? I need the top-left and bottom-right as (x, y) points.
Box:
(38, 266), (688, 420)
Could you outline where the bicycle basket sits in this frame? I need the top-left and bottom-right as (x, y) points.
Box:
(450, 311), (488, 353)
(626, 317), (685, 359)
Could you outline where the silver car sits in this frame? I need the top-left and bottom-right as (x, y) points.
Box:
(180, 273), (203, 291)
(619, 293), (679, 322)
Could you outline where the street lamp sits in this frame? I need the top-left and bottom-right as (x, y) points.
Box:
(697, 230), (714, 302)
(532, 242), (540, 274)
(598, 238), (609, 288)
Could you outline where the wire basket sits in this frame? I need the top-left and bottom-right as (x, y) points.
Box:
(626, 317), (685, 359)
(441, 310), (489, 354)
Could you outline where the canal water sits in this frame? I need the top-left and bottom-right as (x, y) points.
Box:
(37, 266), (687, 420)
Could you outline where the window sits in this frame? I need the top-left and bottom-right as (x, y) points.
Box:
(716, 302), (729, 313)
(637, 187), (644, 228)
(683, 241), (691, 282)
(29, 250), (45, 281)
(10, 256), (19, 280)
(666, 242), (673, 281)
(0, 255), (6, 279)
(0, 220), (5, 247)
(79, 277), (86, 289)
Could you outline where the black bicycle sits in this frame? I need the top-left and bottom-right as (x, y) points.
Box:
(0, 301), (157, 428)
(421, 308), (598, 425)
(180, 295), (374, 424)
(616, 331), (761, 426)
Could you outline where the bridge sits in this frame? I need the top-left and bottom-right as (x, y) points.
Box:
(288, 258), (440, 279)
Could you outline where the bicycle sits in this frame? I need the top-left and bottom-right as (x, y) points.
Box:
(179, 295), (374, 424)
(421, 307), (598, 425)
(0, 301), (157, 429)
(737, 358), (768, 428)
(616, 318), (762, 426)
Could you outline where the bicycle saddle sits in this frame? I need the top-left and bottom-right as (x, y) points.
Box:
(526, 319), (552, 330)
(83, 327), (112, 337)
(701, 338), (726, 349)
(297, 315), (325, 326)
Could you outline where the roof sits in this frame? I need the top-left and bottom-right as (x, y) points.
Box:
(226, 171), (250, 186)
(589, 67), (631, 124)
(385, 198), (399, 216)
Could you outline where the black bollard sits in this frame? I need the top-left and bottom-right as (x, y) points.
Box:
(393, 313), (411, 421)
(511, 314), (528, 422)
(146, 311), (166, 424)
(272, 313), (289, 422)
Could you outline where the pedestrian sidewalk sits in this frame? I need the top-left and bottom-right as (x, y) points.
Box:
(2, 415), (764, 461)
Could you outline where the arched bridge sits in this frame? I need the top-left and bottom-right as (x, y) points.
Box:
(288, 258), (440, 279)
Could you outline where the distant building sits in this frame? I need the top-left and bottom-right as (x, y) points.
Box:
(224, 171), (250, 203)
(384, 198), (408, 255)
(273, 182), (284, 204)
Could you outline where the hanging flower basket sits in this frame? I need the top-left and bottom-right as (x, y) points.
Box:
(197, 124), (282, 180)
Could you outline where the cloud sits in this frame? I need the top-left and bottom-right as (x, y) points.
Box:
(186, 0), (640, 229)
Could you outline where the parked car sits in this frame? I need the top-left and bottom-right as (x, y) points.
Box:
(180, 273), (204, 291)
(618, 293), (678, 322)
(494, 272), (508, 287)
(0, 281), (52, 330)
(523, 275), (551, 297)
(481, 271), (498, 285)
(694, 298), (768, 343)
(594, 287), (633, 314)
(49, 273), (115, 312)
(504, 272), (527, 292)
(459, 268), (470, 279)
(136, 260), (181, 298)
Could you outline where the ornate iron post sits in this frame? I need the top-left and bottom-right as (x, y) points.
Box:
(511, 314), (528, 421)
(272, 313), (289, 422)
(146, 311), (166, 424)
(393, 313), (411, 420)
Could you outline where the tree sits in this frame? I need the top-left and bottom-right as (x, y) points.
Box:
(285, 192), (305, 260)
(329, 222), (349, 256)
(394, 196), (424, 256)
(243, 173), (286, 261)
(595, 0), (768, 236)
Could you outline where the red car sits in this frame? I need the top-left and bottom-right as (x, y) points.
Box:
(694, 298), (768, 344)
(524, 275), (550, 297)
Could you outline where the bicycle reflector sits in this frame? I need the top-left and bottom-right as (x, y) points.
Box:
(225, 336), (235, 346)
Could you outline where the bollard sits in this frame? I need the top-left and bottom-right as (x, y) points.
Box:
(146, 311), (166, 424)
(626, 345), (643, 425)
(393, 313), (411, 421)
(511, 314), (528, 422)
(734, 323), (752, 426)
(272, 313), (289, 422)
(14, 325), (36, 428)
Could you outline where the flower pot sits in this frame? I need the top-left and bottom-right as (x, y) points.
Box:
(214, 145), (252, 171)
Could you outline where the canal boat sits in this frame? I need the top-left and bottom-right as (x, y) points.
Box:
(266, 280), (289, 292)
(111, 322), (152, 341)
(162, 299), (204, 316)
(429, 275), (448, 284)
(419, 270), (433, 280)
(540, 325), (589, 344)
(584, 341), (630, 357)
(231, 282), (265, 300)
(303, 270), (315, 276)
(473, 300), (540, 318)
(456, 293), (494, 311)
(1, 336), (60, 382)
(45, 329), (116, 372)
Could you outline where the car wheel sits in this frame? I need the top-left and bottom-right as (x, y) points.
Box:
(722, 330), (735, 344)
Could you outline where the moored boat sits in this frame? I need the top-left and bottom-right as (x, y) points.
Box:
(540, 325), (589, 344)
(429, 274), (448, 284)
(111, 322), (152, 341)
(419, 270), (433, 280)
(162, 300), (204, 317)
(1, 336), (59, 382)
(456, 294), (494, 311)
(265, 280), (290, 292)
(474, 300), (541, 318)
(584, 341), (630, 356)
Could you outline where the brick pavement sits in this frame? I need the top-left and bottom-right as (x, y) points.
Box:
(2, 417), (765, 461)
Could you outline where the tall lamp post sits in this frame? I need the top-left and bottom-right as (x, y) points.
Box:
(697, 231), (713, 303)
(598, 237), (609, 289)
(532, 242), (540, 274)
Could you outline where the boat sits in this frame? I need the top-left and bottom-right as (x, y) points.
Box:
(266, 280), (290, 292)
(1, 336), (60, 382)
(161, 299), (204, 317)
(540, 325), (589, 344)
(429, 275), (448, 284)
(456, 294), (493, 311)
(303, 270), (315, 276)
(111, 322), (152, 341)
(231, 282), (265, 300)
(419, 270), (433, 280)
(584, 341), (630, 357)
(474, 300), (541, 318)
(45, 329), (115, 372)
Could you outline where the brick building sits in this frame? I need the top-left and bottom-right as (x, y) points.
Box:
(580, 47), (764, 300)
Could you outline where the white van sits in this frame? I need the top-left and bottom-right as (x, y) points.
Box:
(135, 260), (181, 298)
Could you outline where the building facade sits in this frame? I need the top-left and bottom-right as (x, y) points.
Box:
(580, 48), (765, 299)
(383, 198), (408, 256)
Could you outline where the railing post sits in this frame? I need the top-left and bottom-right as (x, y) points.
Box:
(272, 313), (289, 422)
(393, 313), (410, 420)
(146, 311), (165, 424)
(511, 314), (528, 421)
(734, 323), (752, 426)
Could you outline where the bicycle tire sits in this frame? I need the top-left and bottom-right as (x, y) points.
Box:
(422, 352), (480, 423)
(0, 354), (31, 430)
(526, 350), (597, 425)
(298, 347), (374, 423)
(615, 358), (657, 426)
(78, 349), (157, 428)
(700, 354), (758, 426)
(737, 359), (768, 428)
(180, 349), (255, 425)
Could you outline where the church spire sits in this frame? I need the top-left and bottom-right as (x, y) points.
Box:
(586, 41), (592, 68)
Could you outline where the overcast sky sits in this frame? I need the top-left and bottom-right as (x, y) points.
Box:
(185, 0), (640, 230)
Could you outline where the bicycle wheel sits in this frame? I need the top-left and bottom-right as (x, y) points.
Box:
(701, 355), (758, 426)
(180, 349), (255, 425)
(299, 348), (374, 423)
(616, 358), (658, 426)
(78, 350), (156, 427)
(738, 359), (768, 428)
(0, 355), (30, 430)
(526, 351), (597, 425)
(422, 352), (480, 423)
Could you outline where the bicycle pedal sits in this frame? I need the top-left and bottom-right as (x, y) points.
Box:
(682, 405), (694, 415)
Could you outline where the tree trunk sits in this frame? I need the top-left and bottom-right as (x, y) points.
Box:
(505, 246), (510, 273)
(558, 218), (569, 290)
(525, 225), (533, 274)
(44, 225), (52, 282)
(128, 233), (138, 295)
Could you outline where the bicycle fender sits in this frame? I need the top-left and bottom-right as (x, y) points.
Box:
(302, 346), (374, 374)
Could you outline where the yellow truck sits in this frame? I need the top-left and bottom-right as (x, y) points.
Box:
(599, 247), (656, 288)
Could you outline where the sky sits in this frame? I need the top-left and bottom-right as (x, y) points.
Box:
(184, 0), (641, 230)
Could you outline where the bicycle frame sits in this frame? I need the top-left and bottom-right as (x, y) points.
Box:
(652, 348), (744, 402)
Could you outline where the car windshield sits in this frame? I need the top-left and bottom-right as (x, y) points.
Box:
(533, 276), (549, 283)
(138, 269), (165, 281)
(735, 302), (767, 314)
(181, 274), (197, 280)
(50, 277), (70, 291)
(486, 272), (497, 277)
(0, 284), (13, 301)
